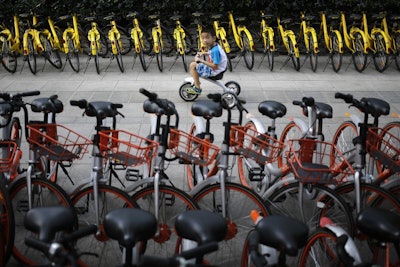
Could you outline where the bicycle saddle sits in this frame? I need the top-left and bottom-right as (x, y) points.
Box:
(362, 97), (390, 118)
(31, 97), (64, 114)
(85, 101), (121, 118)
(280, 18), (292, 24)
(258, 100), (287, 119)
(211, 14), (223, 19)
(24, 206), (76, 242)
(104, 208), (157, 247)
(191, 100), (223, 119)
(175, 210), (227, 244)
(255, 215), (308, 256)
(357, 208), (400, 243)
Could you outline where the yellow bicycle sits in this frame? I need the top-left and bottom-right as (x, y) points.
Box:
(170, 14), (190, 72)
(0, 14), (22, 73)
(127, 11), (150, 71)
(298, 12), (319, 72)
(227, 11), (255, 70)
(148, 14), (172, 72)
(58, 14), (83, 72)
(276, 16), (301, 71)
(257, 11), (275, 71)
(84, 16), (108, 74)
(319, 11), (344, 72)
(104, 14), (125, 73)
(212, 13), (233, 71)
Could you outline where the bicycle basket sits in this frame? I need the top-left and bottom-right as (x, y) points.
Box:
(0, 141), (19, 172)
(99, 130), (158, 167)
(367, 127), (400, 172)
(288, 139), (354, 184)
(230, 125), (285, 164)
(168, 129), (220, 166)
(27, 124), (92, 162)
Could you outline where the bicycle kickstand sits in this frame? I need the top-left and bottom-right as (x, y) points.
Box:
(280, 54), (292, 70)
(168, 53), (179, 71)
(84, 55), (92, 73)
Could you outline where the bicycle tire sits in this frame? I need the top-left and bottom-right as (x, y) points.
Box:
(0, 35), (17, 73)
(268, 181), (354, 236)
(179, 82), (198, 102)
(66, 36), (80, 72)
(26, 36), (37, 74)
(237, 122), (267, 193)
(102, 25), (132, 55)
(298, 228), (341, 267)
(156, 36), (163, 72)
(352, 32), (367, 72)
(72, 184), (138, 267)
(181, 53), (188, 72)
(138, 41), (147, 71)
(266, 33), (274, 71)
(278, 121), (303, 167)
(115, 40), (124, 72)
(330, 32), (342, 72)
(40, 34), (62, 69)
(241, 32), (254, 70)
(376, 121), (400, 174)
(308, 33), (318, 72)
(394, 32), (400, 71)
(94, 53), (100, 74)
(332, 120), (358, 156)
(0, 177), (14, 265)
(193, 182), (270, 266)
(289, 37), (301, 71)
(9, 177), (73, 265)
(131, 184), (198, 258)
(372, 32), (389, 72)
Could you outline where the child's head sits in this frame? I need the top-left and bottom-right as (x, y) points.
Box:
(201, 27), (217, 47)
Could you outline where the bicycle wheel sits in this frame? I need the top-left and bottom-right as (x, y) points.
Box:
(225, 81), (241, 95)
(40, 34), (62, 69)
(289, 37), (301, 71)
(94, 52), (100, 74)
(72, 184), (137, 267)
(372, 32), (389, 72)
(179, 82), (198, 102)
(26, 35), (37, 74)
(156, 36), (164, 72)
(131, 184), (198, 258)
(308, 33), (318, 72)
(0, 35), (17, 73)
(66, 36), (80, 72)
(330, 32), (342, 73)
(265, 34), (274, 71)
(376, 121), (400, 174)
(181, 53), (188, 72)
(193, 182), (270, 266)
(268, 182), (354, 236)
(237, 122), (267, 193)
(278, 121), (303, 167)
(332, 121), (358, 156)
(137, 40), (148, 71)
(0, 177), (14, 265)
(115, 40), (124, 72)
(352, 32), (367, 72)
(298, 228), (341, 267)
(241, 32), (254, 70)
(103, 25), (132, 55)
(394, 32), (400, 71)
(9, 177), (73, 265)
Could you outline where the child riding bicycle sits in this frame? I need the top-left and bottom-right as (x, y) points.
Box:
(188, 27), (227, 95)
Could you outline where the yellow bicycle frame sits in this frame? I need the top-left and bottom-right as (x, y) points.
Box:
(277, 17), (300, 58)
(130, 16), (144, 54)
(0, 15), (22, 54)
(173, 19), (186, 55)
(213, 17), (231, 53)
(260, 12), (275, 52)
(228, 11), (255, 51)
(46, 16), (61, 51)
(23, 15), (44, 55)
(87, 22), (100, 56)
(320, 12), (344, 54)
(108, 20), (122, 55)
(62, 14), (81, 54)
(369, 12), (393, 54)
(299, 13), (319, 54)
(340, 12), (370, 54)
(151, 19), (163, 54)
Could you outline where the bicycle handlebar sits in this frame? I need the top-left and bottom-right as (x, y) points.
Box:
(335, 92), (366, 112)
(0, 90), (40, 101)
(293, 97), (315, 107)
(140, 88), (178, 117)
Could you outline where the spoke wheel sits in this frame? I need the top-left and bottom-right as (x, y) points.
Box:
(332, 121), (358, 156)
(94, 52), (100, 74)
(266, 34), (274, 71)
(72, 185), (137, 266)
(40, 34), (62, 69)
(376, 122), (400, 175)
(373, 32), (389, 72)
(181, 53), (188, 72)
(27, 36), (37, 74)
(241, 32), (254, 70)
(179, 82), (198, 102)
(278, 121), (303, 167)
(115, 41), (124, 72)
(103, 26), (132, 55)
(352, 32), (367, 72)
(308, 33), (318, 72)
(10, 178), (72, 265)
(225, 81), (241, 95)
(289, 37), (300, 71)
(156, 38), (163, 72)
(193, 182), (270, 266)
(331, 33), (342, 72)
(66, 37), (80, 72)
(0, 36), (17, 73)
(138, 42), (147, 71)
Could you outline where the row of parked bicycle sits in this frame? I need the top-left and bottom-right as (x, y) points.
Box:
(1, 5), (400, 75)
(0, 88), (399, 266)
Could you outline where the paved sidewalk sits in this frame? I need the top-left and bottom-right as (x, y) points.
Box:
(2, 52), (400, 266)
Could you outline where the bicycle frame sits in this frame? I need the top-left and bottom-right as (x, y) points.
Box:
(276, 17), (300, 58)
(108, 20), (122, 55)
(319, 12), (344, 54)
(228, 11), (254, 51)
(172, 19), (186, 55)
(131, 16), (144, 54)
(87, 22), (101, 56)
(62, 14), (81, 53)
(299, 13), (319, 54)
(0, 15), (22, 54)
(151, 19), (163, 54)
(46, 16), (62, 51)
(340, 12), (370, 54)
(213, 17), (231, 53)
(369, 12), (393, 54)
(260, 12), (275, 53)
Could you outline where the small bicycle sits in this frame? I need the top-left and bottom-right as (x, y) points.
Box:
(178, 71), (240, 102)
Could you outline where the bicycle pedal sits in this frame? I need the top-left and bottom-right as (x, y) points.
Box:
(112, 163), (126, 171)
(16, 200), (29, 212)
(125, 168), (142, 182)
(249, 168), (264, 182)
(164, 193), (175, 206)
